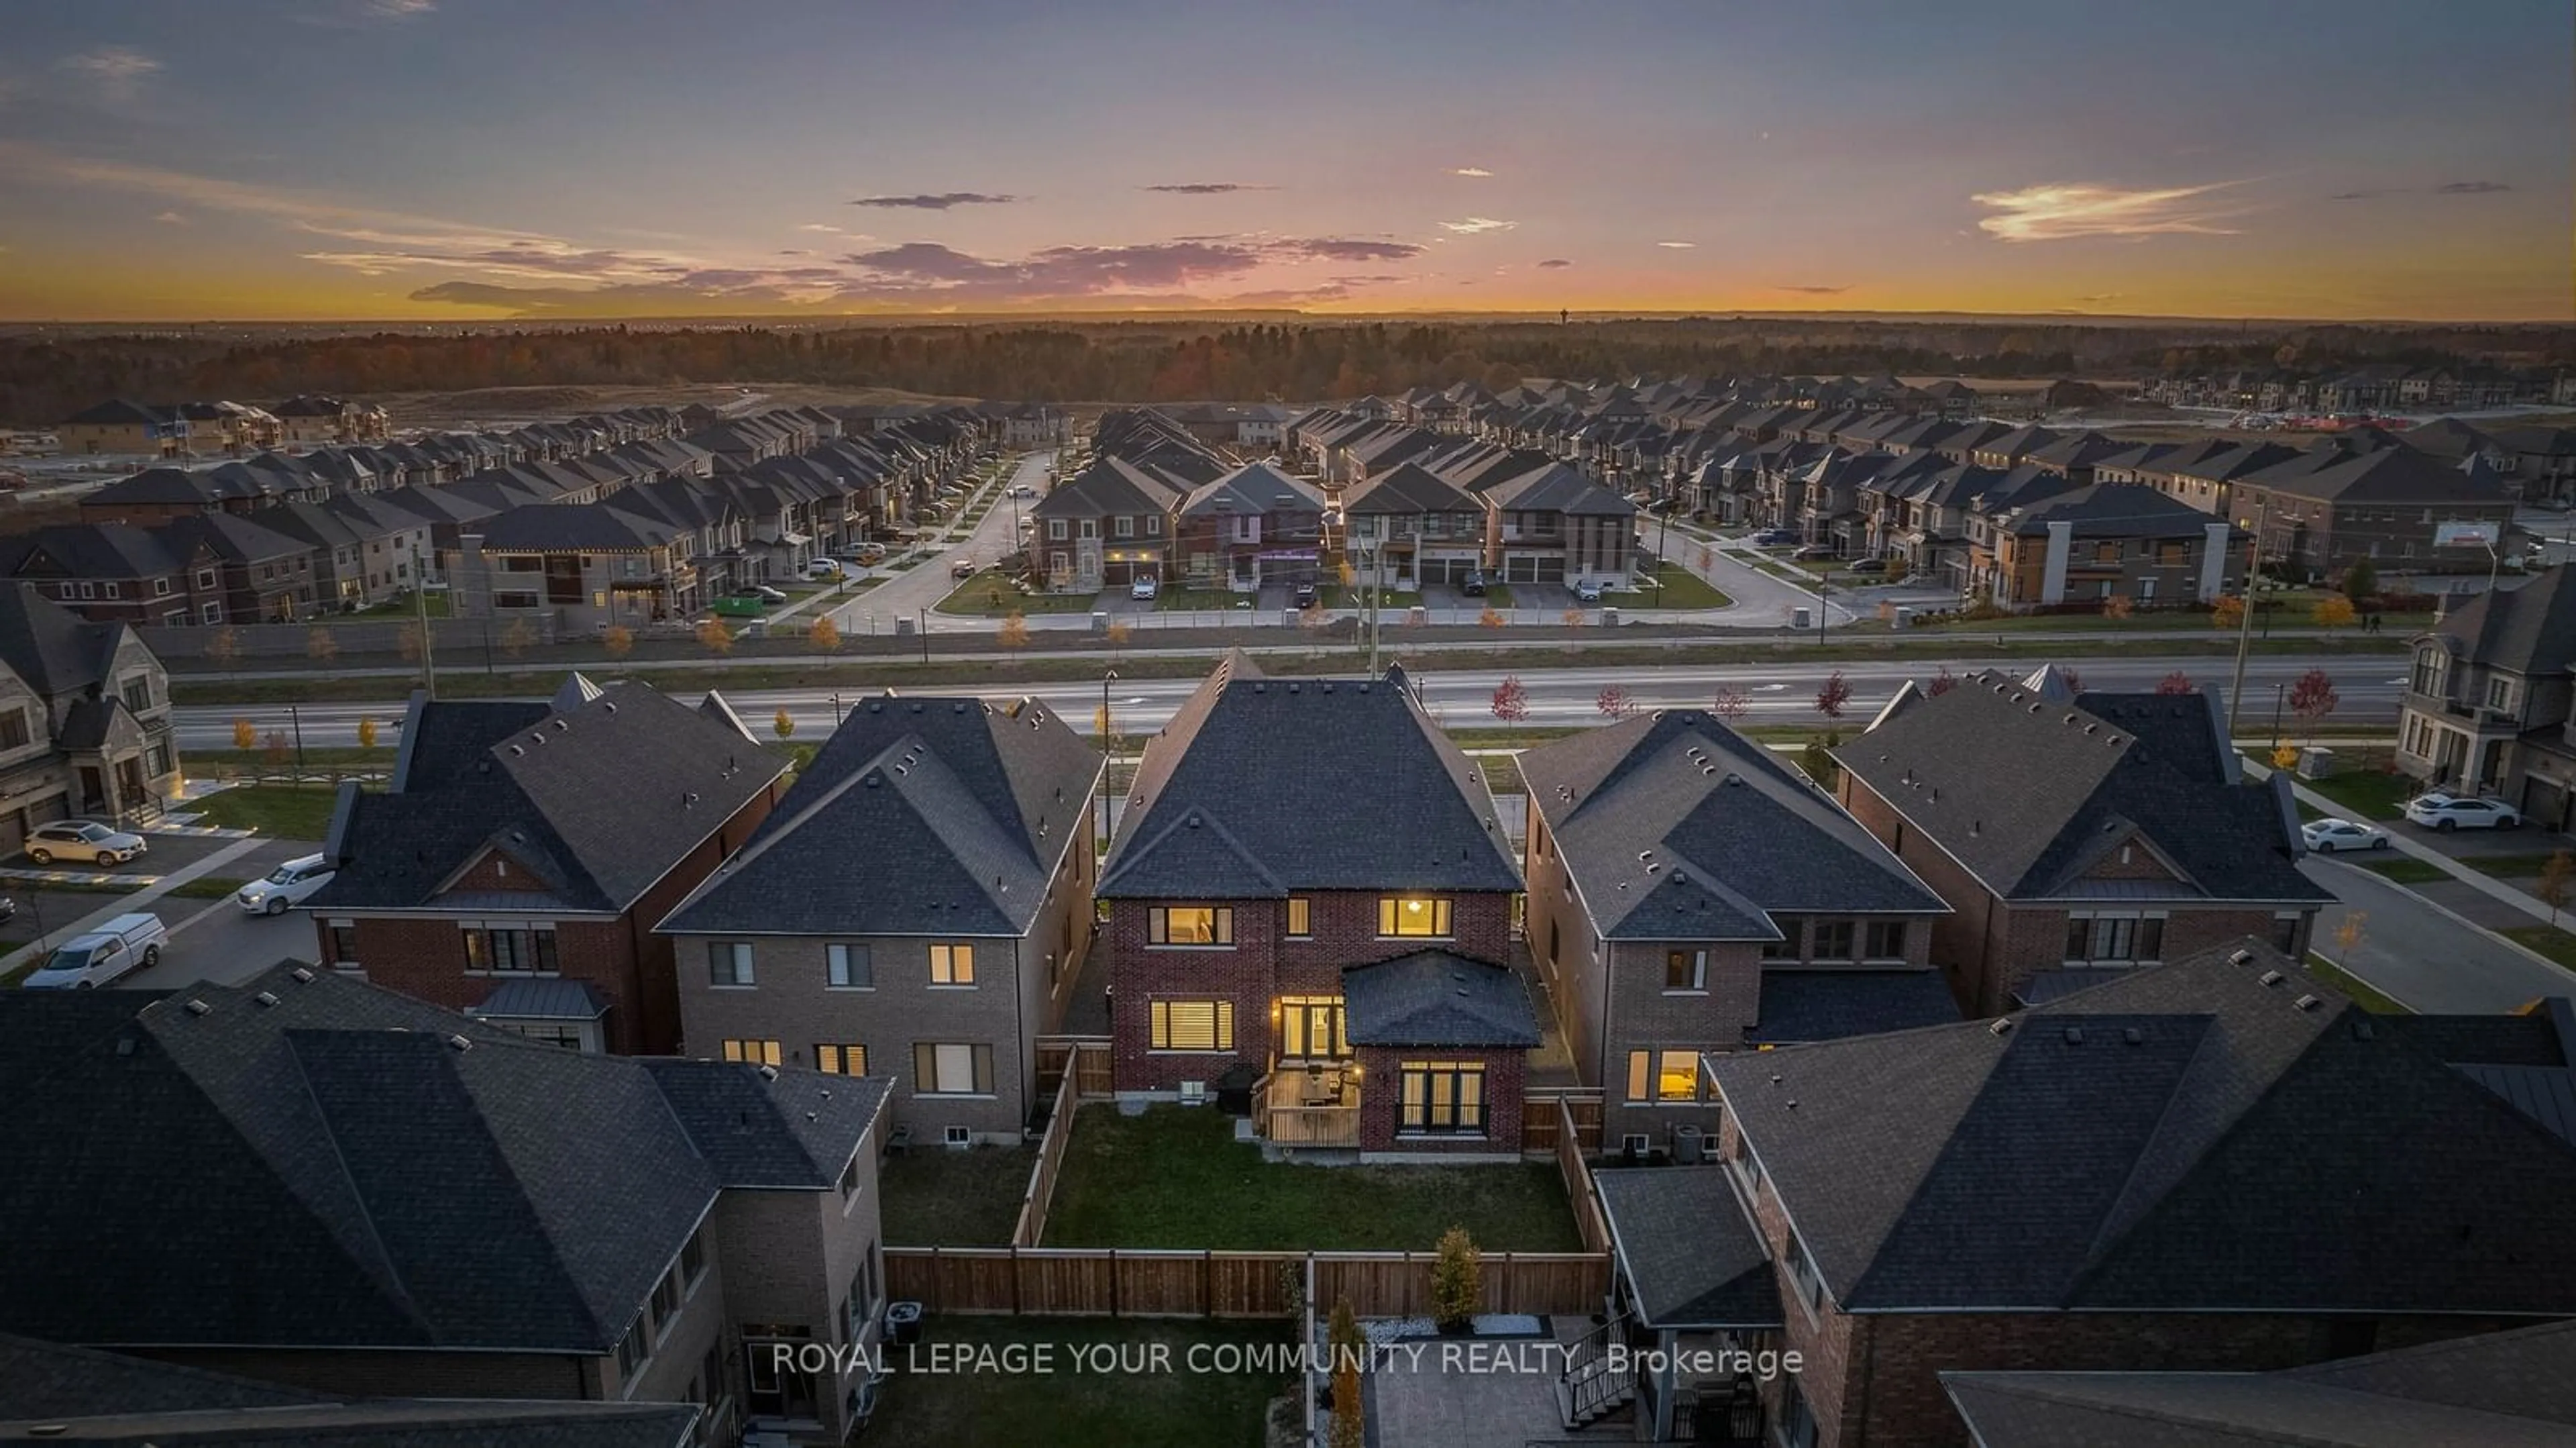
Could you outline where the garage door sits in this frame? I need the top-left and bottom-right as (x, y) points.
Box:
(1536, 557), (1566, 583)
(8, 792), (68, 856)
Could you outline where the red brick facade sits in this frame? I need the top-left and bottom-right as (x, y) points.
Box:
(315, 784), (779, 1054)
(1837, 774), (2312, 1016)
(1350, 1043), (1526, 1155)
(1108, 888), (1514, 1092)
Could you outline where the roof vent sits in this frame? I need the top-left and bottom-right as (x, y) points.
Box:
(1356, 682), (1369, 693)
(254, 991), (280, 1009)
(289, 966), (315, 984)
(2294, 994), (2324, 1012)
(2228, 948), (2255, 966)
(806, 1110), (819, 1121)
(1639, 850), (1656, 862)
(507, 744), (523, 756)
(863, 772), (881, 788)
(2063, 1027), (2084, 1045)
(954, 702), (967, 714)
(756, 1064), (780, 1081)
(868, 701), (882, 713)
(182, 999), (211, 1017)
(2123, 1027), (2144, 1045)
(1287, 682), (1299, 693)
(1321, 681), (1334, 693)
(2258, 970), (2286, 988)
(1988, 1017), (2014, 1036)
(2028, 703), (2042, 714)
(446, 1033), (473, 1052)
(910, 703), (924, 713)
(2351, 1019), (2376, 1041)
(553, 719), (569, 731)
(684, 790), (700, 807)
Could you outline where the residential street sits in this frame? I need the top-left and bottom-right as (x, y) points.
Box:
(823, 450), (1049, 636)
(2304, 855), (2574, 1013)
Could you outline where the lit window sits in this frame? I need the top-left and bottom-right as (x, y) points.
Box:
(1379, 896), (1452, 938)
(929, 943), (975, 985)
(720, 1039), (781, 1066)
(1399, 1061), (1486, 1135)
(815, 1043), (866, 1075)
(914, 1041), (994, 1095)
(1285, 897), (1311, 937)
(1149, 999), (1235, 1051)
(1625, 1049), (1699, 1103)
(1279, 996), (1348, 1058)
(1665, 949), (1705, 991)
(1148, 905), (1232, 945)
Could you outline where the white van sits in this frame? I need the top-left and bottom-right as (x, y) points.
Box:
(21, 912), (166, 989)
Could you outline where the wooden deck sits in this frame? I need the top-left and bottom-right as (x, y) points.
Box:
(1262, 1069), (1360, 1147)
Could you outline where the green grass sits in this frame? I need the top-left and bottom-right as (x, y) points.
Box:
(2305, 953), (2410, 1013)
(1155, 588), (1254, 613)
(2458, 852), (2571, 880)
(1042, 1104), (1582, 1251)
(1619, 564), (1733, 611)
(339, 590), (452, 619)
(2355, 856), (2454, 884)
(2500, 925), (2576, 972)
(2283, 766), (2416, 821)
(186, 785), (345, 840)
(880, 1144), (1038, 1246)
(938, 570), (1098, 617)
(1474, 583), (1515, 608)
(1322, 587), (1423, 611)
(864, 1317), (1293, 1448)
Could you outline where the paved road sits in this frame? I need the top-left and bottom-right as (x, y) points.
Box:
(826, 450), (1043, 635)
(2304, 856), (2575, 1013)
(174, 654), (2400, 749)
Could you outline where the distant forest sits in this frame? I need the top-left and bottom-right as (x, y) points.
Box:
(5, 317), (2571, 425)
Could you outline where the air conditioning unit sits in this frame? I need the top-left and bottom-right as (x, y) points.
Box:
(1672, 1124), (1706, 1165)
(1177, 1080), (1209, 1106)
(943, 1125), (971, 1148)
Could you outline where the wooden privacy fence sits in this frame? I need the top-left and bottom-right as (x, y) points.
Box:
(1556, 1098), (1612, 1256)
(1520, 1088), (1603, 1155)
(885, 1247), (1609, 1321)
(1034, 1035), (1114, 1100)
(1009, 1068), (1083, 1247)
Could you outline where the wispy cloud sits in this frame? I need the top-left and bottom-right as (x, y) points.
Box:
(364, 0), (437, 16)
(1449, 166), (1494, 178)
(1439, 217), (1517, 235)
(153, 211), (189, 226)
(1536, 258), (1572, 269)
(56, 47), (162, 101)
(849, 192), (1022, 210)
(1971, 181), (2243, 241)
(2073, 292), (2124, 303)
(1142, 183), (1272, 195)
(1294, 237), (1425, 262)
(1656, 240), (1696, 249)
(2330, 179), (2512, 201)
(1773, 283), (1847, 295)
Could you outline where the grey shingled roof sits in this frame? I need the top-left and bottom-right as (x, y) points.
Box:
(1746, 968), (1962, 1045)
(469, 978), (609, 1022)
(1340, 949), (1541, 1048)
(1101, 656), (1519, 898)
(1593, 1168), (1781, 1330)
(0, 583), (128, 700)
(658, 694), (1100, 939)
(1942, 1318), (2576, 1448)
(2429, 565), (2576, 680)
(1519, 710), (1947, 941)
(1708, 941), (2576, 1314)
(1835, 672), (2326, 906)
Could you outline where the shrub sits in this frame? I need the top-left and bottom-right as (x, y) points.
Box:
(1430, 1227), (1481, 1335)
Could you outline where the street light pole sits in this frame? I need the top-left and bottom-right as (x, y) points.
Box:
(2226, 500), (2267, 740)
(918, 608), (928, 665)
(288, 704), (306, 778)
(1099, 669), (1118, 853)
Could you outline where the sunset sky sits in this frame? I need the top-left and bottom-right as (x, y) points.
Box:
(1, 0), (2567, 322)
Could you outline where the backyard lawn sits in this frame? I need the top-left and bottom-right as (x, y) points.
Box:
(1042, 1104), (1582, 1251)
(936, 570), (1097, 616)
(864, 1317), (1293, 1448)
(879, 1143), (1037, 1246)
(1618, 564), (1732, 611)
(188, 784), (343, 840)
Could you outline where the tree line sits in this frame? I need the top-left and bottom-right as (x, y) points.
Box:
(4, 317), (2568, 425)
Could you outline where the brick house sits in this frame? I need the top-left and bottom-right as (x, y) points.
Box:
(1098, 654), (1532, 1159)
(1833, 666), (2330, 1017)
(0, 964), (893, 1448)
(2231, 439), (2517, 580)
(1519, 709), (1954, 1149)
(1026, 456), (1184, 592)
(0, 582), (181, 841)
(1586, 944), (2576, 1446)
(1480, 462), (1637, 590)
(659, 692), (1103, 1146)
(1978, 483), (2241, 610)
(1171, 461), (1326, 593)
(2394, 564), (2576, 829)
(307, 676), (787, 1054)
(1340, 461), (1489, 588)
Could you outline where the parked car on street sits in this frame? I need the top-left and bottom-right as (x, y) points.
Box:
(25, 820), (146, 866)
(804, 558), (847, 581)
(237, 854), (338, 916)
(1572, 579), (1605, 603)
(1131, 574), (1160, 601)
(849, 542), (888, 564)
(2403, 792), (2524, 832)
(951, 557), (979, 579)
(1459, 570), (1489, 597)
(2301, 817), (2391, 853)
(1009, 484), (1036, 498)
(747, 584), (788, 604)
(21, 912), (165, 989)
(1752, 529), (1801, 547)
(1847, 558), (1888, 575)
(1794, 544), (1836, 561)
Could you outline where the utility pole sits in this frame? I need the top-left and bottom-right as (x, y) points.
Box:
(1099, 669), (1118, 854)
(413, 543), (436, 699)
(2225, 499), (2267, 739)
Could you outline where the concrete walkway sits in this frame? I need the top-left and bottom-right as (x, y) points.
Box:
(0, 833), (270, 976)
(2247, 758), (2570, 932)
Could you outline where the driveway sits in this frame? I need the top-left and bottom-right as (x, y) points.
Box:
(2304, 856), (2574, 1012)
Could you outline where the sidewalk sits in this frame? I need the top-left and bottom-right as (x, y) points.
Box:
(2244, 758), (2569, 934)
(0, 834), (270, 976)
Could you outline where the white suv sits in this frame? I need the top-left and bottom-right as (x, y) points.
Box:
(237, 854), (338, 916)
(1130, 575), (1160, 601)
(2402, 792), (2523, 832)
(25, 820), (147, 866)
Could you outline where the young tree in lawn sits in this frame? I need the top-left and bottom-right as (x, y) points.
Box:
(1595, 684), (1635, 720)
(2210, 595), (2245, 631)
(2538, 849), (2574, 927)
(1711, 684), (1749, 721)
(2102, 593), (2135, 621)
(996, 611), (1031, 650)
(807, 615), (841, 653)
(696, 617), (735, 655)
(1927, 665), (1958, 696)
(356, 717), (379, 750)
(1479, 606), (1505, 629)
(1816, 669), (1851, 719)
(1560, 608), (1587, 629)
(264, 730), (291, 768)
(2288, 668), (2339, 727)
(1104, 619), (1132, 656)
(601, 623), (634, 658)
(1797, 729), (1843, 789)
(773, 708), (796, 741)
(231, 717), (257, 750)
(206, 627), (241, 674)
(2312, 594), (2357, 628)
(1490, 674), (1531, 722)
(2156, 670), (2196, 694)
(396, 621), (424, 663)
(2342, 558), (2378, 602)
